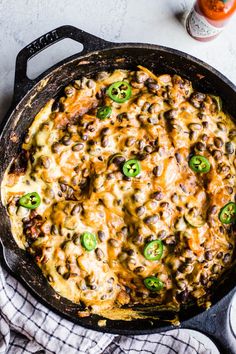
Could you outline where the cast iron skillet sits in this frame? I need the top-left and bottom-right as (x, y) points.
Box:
(0, 25), (236, 353)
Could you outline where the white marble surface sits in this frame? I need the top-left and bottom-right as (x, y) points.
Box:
(0, 0), (236, 351)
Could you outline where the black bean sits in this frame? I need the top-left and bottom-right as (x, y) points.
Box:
(101, 136), (109, 147)
(228, 243), (233, 250)
(71, 204), (82, 215)
(101, 127), (110, 135)
(51, 225), (58, 235)
(52, 100), (60, 112)
(136, 206), (145, 216)
(81, 134), (88, 141)
(121, 226), (128, 236)
(47, 275), (54, 282)
(152, 191), (163, 201)
(125, 286), (131, 294)
(177, 290), (189, 303)
(144, 215), (159, 225)
(60, 183), (67, 192)
(52, 142), (61, 153)
(113, 155), (126, 165)
(200, 274), (208, 285)
(147, 82), (160, 92)
(144, 145), (153, 153)
(63, 272), (70, 280)
(126, 137), (136, 147)
(95, 248), (104, 261)
(108, 238), (119, 248)
(107, 277), (114, 284)
(72, 143), (84, 152)
(87, 79), (96, 89)
(136, 71), (148, 83)
(213, 150), (223, 161)
(107, 173), (114, 180)
(146, 234), (155, 243)
(201, 134), (208, 142)
(142, 102), (151, 112)
(98, 230), (106, 242)
(137, 152), (148, 161)
(132, 234), (143, 245)
(57, 266), (65, 275)
(134, 266), (145, 273)
(165, 109), (177, 120)
(138, 139), (145, 150)
(205, 251), (213, 261)
(147, 117), (158, 125)
(180, 184), (187, 193)
(217, 122), (226, 132)
(225, 186), (233, 195)
(195, 142), (206, 151)
(123, 176), (131, 181)
(73, 233), (80, 245)
(175, 152), (182, 163)
(216, 252), (223, 259)
(225, 142), (234, 154)
(202, 121), (209, 128)
(214, 137), (223, 148)
(212, 264), (221, 273)
(189, 123), (202, 131)
(62, 135), (71, 146)
(158, 230), (167, 239)
(164, 235), (176, 245)
(208, 205), (217, 215)
(229, 129), (236, 139)
(223, 253), (231, 264)
(153, 166), (162, 177)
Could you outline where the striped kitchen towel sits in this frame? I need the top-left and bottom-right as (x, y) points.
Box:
(0, 265), (213, 354)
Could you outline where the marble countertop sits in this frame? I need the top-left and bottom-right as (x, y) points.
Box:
(0, 0), (236, 351)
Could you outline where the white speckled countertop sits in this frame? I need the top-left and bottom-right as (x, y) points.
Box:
(0, 0), (236, 351)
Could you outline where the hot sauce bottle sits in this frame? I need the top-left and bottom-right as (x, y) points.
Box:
(186, 0), (236, 41)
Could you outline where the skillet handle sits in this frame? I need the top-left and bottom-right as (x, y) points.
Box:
(181, 289), (236, 354)
(13, 25), (111, 103)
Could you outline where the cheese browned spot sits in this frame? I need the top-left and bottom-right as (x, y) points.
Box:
(1, 68), (236, 321)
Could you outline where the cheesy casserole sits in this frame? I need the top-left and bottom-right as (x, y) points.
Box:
(2, 66), (236, 320)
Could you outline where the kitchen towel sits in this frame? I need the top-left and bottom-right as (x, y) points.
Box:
(0, 266), (213, 354)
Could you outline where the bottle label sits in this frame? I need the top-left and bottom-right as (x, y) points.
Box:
(187, 8), (224, 38)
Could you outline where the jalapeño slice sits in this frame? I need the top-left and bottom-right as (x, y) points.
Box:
(189, 155), (211, 173)
(107, 81), (132, 103)
(144, 276), (164, 292)
(97, 106), (112, 119)
(143, 240), (163, 261)
(122, 159), (140, 177)
(19, 192), (41, 209)
(219, 202), (236, 224)
(81, 232), (97, 251)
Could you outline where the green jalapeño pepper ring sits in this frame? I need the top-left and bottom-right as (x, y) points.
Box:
(189, 155), (211, 173)
(219, 202), (236, 224)
(81, 232), (97, 251)
(97, 106), (112, 119)
(107, 81), (132, 103)
(143, 240), (163, 261)
(143, 276), (164, 291)
(122, 159), (141, 177)
(19, 192), (41, 209)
